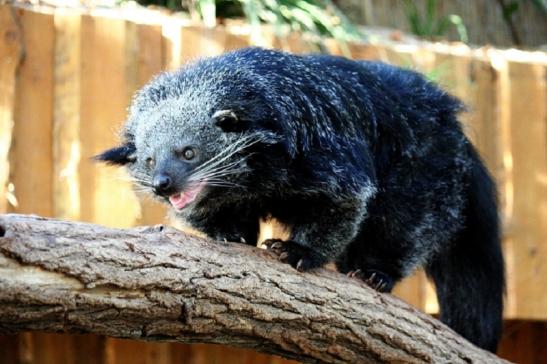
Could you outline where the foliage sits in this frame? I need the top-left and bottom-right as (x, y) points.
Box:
(132, 0), (362, 52)
(404, 0), (468, 43)
(199, 0), (362, 50)
(531, 0), (547, 13)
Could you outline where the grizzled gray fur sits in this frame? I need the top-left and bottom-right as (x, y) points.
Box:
(97, 47), (505, 352)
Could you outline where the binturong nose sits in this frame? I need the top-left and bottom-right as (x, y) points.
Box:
(152, 173), (173, 195)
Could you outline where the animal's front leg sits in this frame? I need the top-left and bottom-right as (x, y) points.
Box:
(262, 238), (327, 271)
(263, 199), (366, 271)
(187, 208), (259, 246)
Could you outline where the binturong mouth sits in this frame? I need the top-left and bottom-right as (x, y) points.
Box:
(168, 183), (205, 210)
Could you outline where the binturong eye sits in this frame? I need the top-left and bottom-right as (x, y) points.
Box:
(181, 147), (196, 161)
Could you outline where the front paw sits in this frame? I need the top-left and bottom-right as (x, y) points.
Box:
(212, 233), (247, 244)
(262, 239), (326, 272)
(347, 269), (394, 293)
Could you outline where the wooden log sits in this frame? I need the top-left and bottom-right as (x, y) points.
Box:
(0, 214), (507, 364)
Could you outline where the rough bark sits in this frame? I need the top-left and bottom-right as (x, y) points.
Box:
(0, 214), (506, 364)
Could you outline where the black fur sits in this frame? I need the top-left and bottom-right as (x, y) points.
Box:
(95, 143), (136, 165)
(98, 47), (505, 352)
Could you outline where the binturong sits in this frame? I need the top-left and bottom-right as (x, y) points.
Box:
(96, 47), (505, 352)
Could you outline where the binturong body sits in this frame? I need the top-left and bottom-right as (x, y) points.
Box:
(97, 47), (505, 352)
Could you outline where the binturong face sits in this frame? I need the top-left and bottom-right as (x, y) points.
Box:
(95, 53), (293, 213)
(95, 96), (279, 212)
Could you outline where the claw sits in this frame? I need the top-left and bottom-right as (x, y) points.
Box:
(296, 259), (306, 272)
(262, 239), (324, 272)
(347, 269), (361, 278)
(261, 238), (283, 249)
(365, 272), (377, 286)
(347, 269), (394, 293)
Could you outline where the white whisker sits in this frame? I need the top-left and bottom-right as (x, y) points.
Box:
(191, 134), (261, 176)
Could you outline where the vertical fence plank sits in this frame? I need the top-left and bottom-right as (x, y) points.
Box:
(79, 15), (140, 227)
(348, 42), (382, 61)
(391, 271), (428, 311)
(162, 23), (228, 70)
(269, 353), (300, 364)
(9, 8), (54, 216)
(137, 23), (163, 86)
(506, 60), (547, 319)
(17, 333), (33, 364)
(408, 46), (437, 74)
(376, 43), (415, 67)
(162, 20), (183, 71)
(223, 27), (250, 51)
(432, 47), (473, 102)
(434, 50), (475, 153)
(53, 9), (81, 221)
(144, 342), (172, 364)
(104, 338), (151, 364)
(28, 333), (75, 364)
(178, 26), (202, 62)
(72, 334), (106, 364)
(180, 26), (229, 62)
(498, 320), (547, 364)
(0, 334), (19, 364)
(495, 52), (519, 317)
(467, 57), (503, 176)
(0, 5), (23, 214)
(78, 14), (96, 224)
(170, 343), (202, 364)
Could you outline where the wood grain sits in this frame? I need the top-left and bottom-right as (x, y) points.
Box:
(506, 61), (547, 319)
(0, 214), (507, 364)
(0, 6), (23, 214)
(9, 8), (54, 216)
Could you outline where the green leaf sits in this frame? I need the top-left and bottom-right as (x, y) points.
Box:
(448, 14), (468, 43)
(199, 0), (217, 27)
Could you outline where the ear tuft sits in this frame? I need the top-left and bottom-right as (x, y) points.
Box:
(212, 110), (242, 132)
(94, 143), (136, 166)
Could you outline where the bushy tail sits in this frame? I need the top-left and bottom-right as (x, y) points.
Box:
(426, 145), (505, 352)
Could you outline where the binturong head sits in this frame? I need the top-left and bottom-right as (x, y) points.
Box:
(95, 54), (287, 213)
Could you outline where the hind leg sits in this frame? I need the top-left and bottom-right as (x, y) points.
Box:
(337, 233), (423, 293)
(346, 269), (395, 293)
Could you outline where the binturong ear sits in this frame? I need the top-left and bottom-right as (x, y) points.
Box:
(94, 143), (136, 166)
(212, 109), (243, 132)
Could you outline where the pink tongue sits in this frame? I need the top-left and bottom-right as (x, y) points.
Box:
(168, 185), (203, 210)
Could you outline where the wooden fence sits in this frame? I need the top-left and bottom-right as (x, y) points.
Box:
(0, 4), (546, 363)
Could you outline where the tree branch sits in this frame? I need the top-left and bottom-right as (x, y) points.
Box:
(0, 214), (506, 363)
